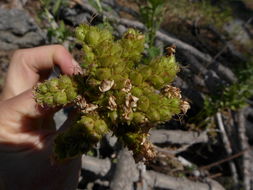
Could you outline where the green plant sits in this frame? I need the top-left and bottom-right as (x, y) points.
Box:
(34, 25), (189, 161)
(88, 0), (103, 14)
(208, 57), (253, 112)
(137, 0), (167, 45)
(47, 21), (70, 43)
(41, 0), (68, 17)
(88, 0), (114, 22)
(40, 0), (70, 43)
(136, 0), (168, 59)
(190, 59), (253, 133)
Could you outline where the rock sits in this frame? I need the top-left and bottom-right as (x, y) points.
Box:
(174, 77), (204, 109)
(60, 7), (91, 26)
(53, 109), (67, 129)
(75, 13), (91, 25)
(0, 51), (11, 91)
(110, 148), (139, 190)
(208, 61), (237, 83)
(193, 75), (206, 89)
(204, 70), (223, 94)
(102, 0), (115, 6)
(224, 19), (251, 46)
(0, 8), (45, 50)
(105, 133), (118, 148)
(116, 24), (127, 36)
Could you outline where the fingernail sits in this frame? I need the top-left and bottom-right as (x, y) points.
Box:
(72, 59), (83, 74)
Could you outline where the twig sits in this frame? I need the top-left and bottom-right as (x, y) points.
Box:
(209, 173), (222, 179)
(215, 112), (238, 184)
(200, 149), (247, 170)
(213, 44), (229, 61)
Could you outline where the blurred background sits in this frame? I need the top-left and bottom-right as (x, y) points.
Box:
(0, 0), (253, 190)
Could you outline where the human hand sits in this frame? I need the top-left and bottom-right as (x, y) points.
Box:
(0, 45), (81, 190)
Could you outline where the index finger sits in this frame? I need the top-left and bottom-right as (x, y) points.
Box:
(1, 45), (81, 100)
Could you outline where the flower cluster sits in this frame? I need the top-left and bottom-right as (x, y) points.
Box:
(34, 24), (190, 161)
(35, 75), (78, 106)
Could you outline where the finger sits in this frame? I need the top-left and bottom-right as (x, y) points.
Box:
(1, 45), (81, 100)
(0, 89), (55, 130)
(0, 89), (57, 148)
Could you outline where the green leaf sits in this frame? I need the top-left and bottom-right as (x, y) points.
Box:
(147, 46), (160, 59)
(52, 0), (63, 16)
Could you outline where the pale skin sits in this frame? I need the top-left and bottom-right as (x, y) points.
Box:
(0, 45), (82, 190)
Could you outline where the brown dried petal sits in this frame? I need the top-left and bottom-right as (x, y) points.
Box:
(107, 95), (117, 111)
(166, 45), (176, 56)
(163, 85), (182, 99)
(122, 106), (133, 120)
(121, 79), (132, 93)
(76, 96), (87, 109)
(84, 104), (98, 113)
(180, 100), (190, 114)
(77, 97), (98, 113)
(144, 143), (156, 160)
(137, 35), (145, 40)
(99, 80), (114, 92)
(137, 138), (156, 161)
(125, 93), (139, 108)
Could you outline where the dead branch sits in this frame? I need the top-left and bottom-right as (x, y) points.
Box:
(154, 144), (199, 155)
(81, 151), (225, 190)
(81, 155), (111, 177)
(109, 0), (139, 18)
(216, 112), (238, 184)
(150, 129), (208, 145)
(238, 109), (251, 190)
(202, 25), (245, 62)
(216, 113), (232, 153)
(146, 170), (224, 190)
(156, 30), (213, 62)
